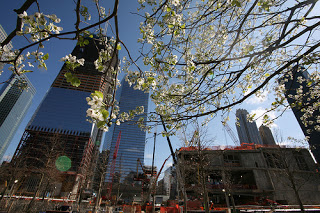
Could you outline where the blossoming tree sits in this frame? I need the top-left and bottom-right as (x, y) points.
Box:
(1, 0), (320, 137)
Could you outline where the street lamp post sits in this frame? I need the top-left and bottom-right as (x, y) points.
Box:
(5, 180), (19, 209)
(9, 180), (18, 198)
(222, 189), (231, 213)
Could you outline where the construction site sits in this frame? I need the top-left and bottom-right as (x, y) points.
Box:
(80, 139), (320, 213)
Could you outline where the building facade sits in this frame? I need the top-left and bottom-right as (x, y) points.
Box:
(177, 145), (320, 205)
(236, 109), (263, 145)
(259, 125), (276, 146)
(161, 166), (177, 200)
(282, 65), (320, 163)
(11, 37), (116, 197)
(0, 24), (13, 71)
(0, 74), (35, 160)
(103, 79), (149, 183)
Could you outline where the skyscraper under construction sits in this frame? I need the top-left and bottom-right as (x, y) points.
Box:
(11, 36), (117, 197)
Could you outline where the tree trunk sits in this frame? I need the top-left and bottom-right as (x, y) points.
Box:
(92, 173), (104, 213)
(26, 173), (45, 213)
(288, 171), (305, 213)
(161, 116), (187, 213)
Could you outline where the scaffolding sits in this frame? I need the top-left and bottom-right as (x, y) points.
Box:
(11, 129), (95, 196)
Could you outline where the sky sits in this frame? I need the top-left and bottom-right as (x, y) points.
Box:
(0, 0), (309, 178)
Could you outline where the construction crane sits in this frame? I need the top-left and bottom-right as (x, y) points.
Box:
(134, 158), (158, 204)
(222, 121), (240, 146)
(107, 131), (122, 200)
(135, 158), (146, 180)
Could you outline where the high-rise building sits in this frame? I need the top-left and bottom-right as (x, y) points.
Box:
(11, 36), (116, 197)
(0, 24), (13, 70)
(103, 79), (149, 182)
(0, 74), (35, 160)
(259, 125), (276, 146)
(282, 65), (320, 163)
(235, 109), (263, 145)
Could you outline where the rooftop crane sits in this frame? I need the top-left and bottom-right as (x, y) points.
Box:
(222, 121), (240, 146)
(107, 131), (121, 200)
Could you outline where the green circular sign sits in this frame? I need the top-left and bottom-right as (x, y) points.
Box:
(55, 156), (72, 172)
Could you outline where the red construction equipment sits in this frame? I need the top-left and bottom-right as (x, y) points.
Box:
(107, 131), (121, 200)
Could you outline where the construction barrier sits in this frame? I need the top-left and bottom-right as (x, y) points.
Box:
(159, 206), (180, 213)
(123, 204), (141, 213)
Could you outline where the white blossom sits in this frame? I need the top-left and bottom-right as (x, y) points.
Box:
(18, 11), (27, 19)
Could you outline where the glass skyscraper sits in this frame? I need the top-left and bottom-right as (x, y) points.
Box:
(283, 65), (320, 163)
(0, 24), (13, 71)
(12, 37), (116, 197)
(259, 125), (276, 146)
(103, 78), (149, 182)
(0, 74), (35, 160)
(236, 109), (263, 145)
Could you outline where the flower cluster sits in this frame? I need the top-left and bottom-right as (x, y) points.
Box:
(61, 54), (85, 66)
(170, 0), (180, 7)
(86, 91), (110, 131)
(17, 11), (63, 42)
(2, 48), (49, 74)
(94, 38), (115, 73)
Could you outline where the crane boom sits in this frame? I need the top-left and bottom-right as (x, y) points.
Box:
(222, 121), (240, 145)
(107, 131), (121, 199)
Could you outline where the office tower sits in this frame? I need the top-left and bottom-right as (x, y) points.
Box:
(0, 24), (13, 70)
(0, 74), (35, 160)
(103, 78), (149, 182)
(235, 109), (263, 145)
(11, 36), (116, 197)
(282, 65), (320, 162)
(259, 125), (276, 146)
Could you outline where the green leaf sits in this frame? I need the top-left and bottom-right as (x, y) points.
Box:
(43, 53), (49, 60)
(64, 72), (72, 79)
(89, 34), (93, 38)
(84, 40), (89, 45)
(117, 43), (121, 50)
(147, 77), (155, 82)
(231, 0), (241, 7)
(166, 7), (171, 12)
(42, 63), (47, 70)
(168, 24), (174, 28)
(181, 23), (186, 29)
(94, 91), (104, 99)
(71, 77), (81, 87)
(97, 121), (105, 128)
(20, 70), (33, 74)
(101, 109), (109, 119)
(248, 45), (254, 52)
(64, 72), (81, 87)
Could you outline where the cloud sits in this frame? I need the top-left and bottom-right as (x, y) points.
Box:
(165, 161), (173, 168)
(250, 107), (278, 128)
(246, 90), (269, 104)
(145, 153), (153, 159)
(2, 155), (12, 162)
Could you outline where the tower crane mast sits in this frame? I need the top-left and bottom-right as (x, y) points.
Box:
(107, 131), (121, 200)
(222, 121), (240, 146)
